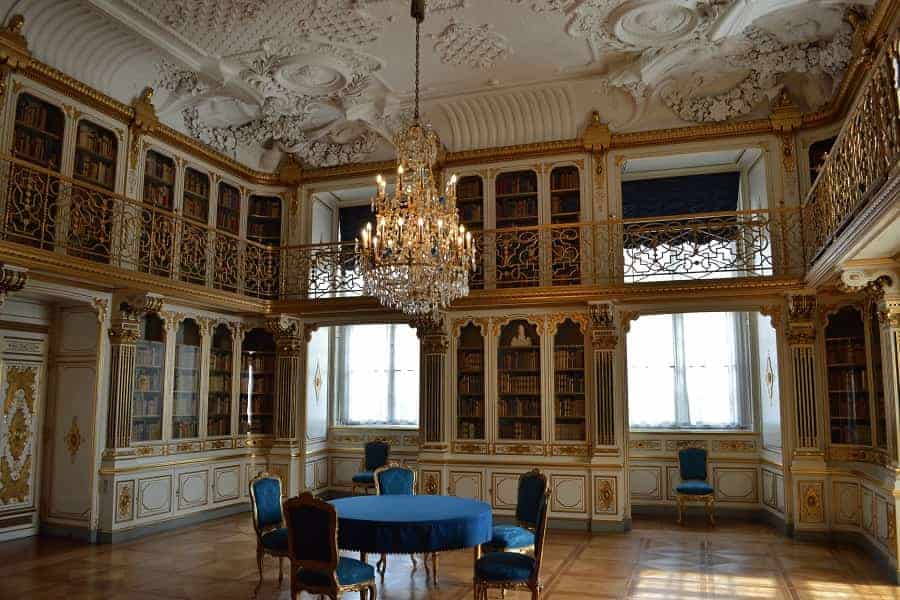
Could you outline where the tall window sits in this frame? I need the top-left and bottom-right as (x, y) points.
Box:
(627, 312), (752, 430)
(336, 323), (419, 426)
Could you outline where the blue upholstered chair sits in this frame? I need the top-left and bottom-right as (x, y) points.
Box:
(249, 472), (289, 594)
(284, 492), (377, 600)
(474, 488), (550, 600)
(676, 447), (715, 525)
(352, 441), (390, 496)
(373, 463), (420, 575)
(486, 469), (548, 554)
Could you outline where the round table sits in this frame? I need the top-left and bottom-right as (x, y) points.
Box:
(330, 495), (492, 582)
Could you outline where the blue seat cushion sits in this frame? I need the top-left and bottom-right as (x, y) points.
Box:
(260, 527), (288, 552)
(476, 552), (535, 582)
(296, 557), (374, 588)
(352, 471), (375, 484)
(251, 477), (283, 530)
(677, 480), (714, 495)
(489, 524), (535, 550)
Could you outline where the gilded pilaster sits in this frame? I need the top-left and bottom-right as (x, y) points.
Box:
(589, 302), (617, 448)
(786, 293), (819, 453)
(414, 316), (448, 447)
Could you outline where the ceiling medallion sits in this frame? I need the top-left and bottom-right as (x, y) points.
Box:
(358, 0), (476, 318)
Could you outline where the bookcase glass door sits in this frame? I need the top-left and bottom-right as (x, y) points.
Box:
(172, 319), (202, 439)
(457, 322), (485, 440)
(241, 328), (276, 435)
(141, 150), (176, 277)
(208, 324), (233, 437)
(133, 314), (165, 443)
(550, 165), (581, 285)
(495, 171), (539, 288)
(180, 168), (211, 286)
(825, 306), (871, 445)
(217, 182), (241, 234)
(248, 195), (282, 246)
(869, 303), (887, 449)
(497, 319), (542, 441)
(70, 119), (118, 263)
(9, 93), (65, 250)
(553, 319), (587, 441)
(183, 168), (210, 223)
(456, 175), (484, 289)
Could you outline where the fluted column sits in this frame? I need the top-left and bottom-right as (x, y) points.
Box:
(589, 302), (618, 449)
(104, 293), (162, 452)
(786, 294), (819, 453)
(415, 317), (448, 447)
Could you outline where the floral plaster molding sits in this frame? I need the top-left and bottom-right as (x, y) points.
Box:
(434, 21), (512, 70)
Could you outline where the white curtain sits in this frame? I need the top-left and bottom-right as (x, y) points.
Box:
(628, 311), (751, 429)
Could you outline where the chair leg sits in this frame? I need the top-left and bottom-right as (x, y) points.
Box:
(707, 496), (715, 526)
(377, 553), (387, 574)
(410, 553), (417, 570)
(255, 547), (264, 595)
(676, 495), (684, 525)
(431, 552), (438, 585)
(278, 556), (284, 583)
(370, 582), (378, 599)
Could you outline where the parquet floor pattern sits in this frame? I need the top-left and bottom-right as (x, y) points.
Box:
(0, 514), (897, 599)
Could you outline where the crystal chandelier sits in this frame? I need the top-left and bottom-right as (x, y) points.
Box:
(358, 0), (476, 317)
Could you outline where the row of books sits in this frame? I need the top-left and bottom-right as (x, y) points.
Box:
(496, 175), (537, 195)
(209, 373), (232, 394)
(144, 182), (173, 209)
(554, 350), (584, 369)
(135, 370), (162, 394)
(208, 395), (231, 417)
(496, 198), (537, 220)
(217, 208), (240, 234)
(457, 179), (482, 198)
(556, 398), (585, 417)
(207, 417), (230, 437)
(240, 397), (273, 413)
(551, 169), (579, 190)
(459, 204), (483, 223)
(17, 102), (57, 132)
(458, 397), (483, 417)
(458, 374), (482, 394)
(499, 374), (539, 394)
(825, 340), (866, 364)
(172, 419), (198, 439)
(555, 423), (586, 440)
(499, 422), (540, 440)
(458, 422), (483, 439)
(500, 352), (538, 370)
(555, 374), (584, 393)
(249, 197), (281, 217)
(550, 195), (580, 215)
(137, 341), (165, 367)
(459, 351), (483, 370)
(828, 369), (868, 392)
(183, 195), (208, 221)
(13, 130), (60, 166)
(498, 398), (540, 417)
(77, 127), (115, 159)
(248, 222), (279, 239)
(74, 154), (115, 188)
(241, 376), (273, 394)
(240, 416), (273, 434)
(133, 421), (162, 441)
(209, 351), (232, 371)
(133, 395), (161, 417)
(185, 170), (210, 197)
(242, 354), (275, 371)
(146, 153), (175, 183)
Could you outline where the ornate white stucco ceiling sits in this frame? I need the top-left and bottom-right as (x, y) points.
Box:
(2, 0), (875, 171)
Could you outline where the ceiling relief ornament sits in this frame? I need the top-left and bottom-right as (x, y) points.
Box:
(434, 21), (512, 70)
(296, 2), (384, 46)
(507, 0), (579, 13)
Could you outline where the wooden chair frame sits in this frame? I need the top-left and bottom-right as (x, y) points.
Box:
(249, 472), (288, 596)
(474, 489), (551, 600)
(676, 492), (715, 526)
(284, 492), (378, 600)
(487, 468), (548, 555)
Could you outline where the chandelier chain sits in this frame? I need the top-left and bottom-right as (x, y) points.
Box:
(414, 20), (420, 121)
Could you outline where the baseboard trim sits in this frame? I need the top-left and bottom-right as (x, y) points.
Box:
(40, 522), (95, 543)
(98, 503), (249, 543)
(590, 518), (631, 533)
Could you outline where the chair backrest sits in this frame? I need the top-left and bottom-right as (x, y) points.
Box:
(283, 492), (339, 586)
(679, 447), (708, 481)
(515, 469), (549, 526)
(374, 463), (416, 495)
(249, 472), (284, 534)
(364, 440), (390, 471)
(531, 489), (551, 581)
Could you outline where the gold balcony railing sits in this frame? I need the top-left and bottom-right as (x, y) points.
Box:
(278, 207), (806, 299)
(804, 33), (900, 263)
(0, 153), (279, 299)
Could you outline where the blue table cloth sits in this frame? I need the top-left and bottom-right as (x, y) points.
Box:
(330, 495), (492, 555)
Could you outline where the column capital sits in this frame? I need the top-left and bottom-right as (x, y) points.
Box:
(786, 293), (816, 345)
(413, 316), (448, 355)
(265, 315), (313, 354)
(589, 302), (618, 351)
(0, 263), (26, 306)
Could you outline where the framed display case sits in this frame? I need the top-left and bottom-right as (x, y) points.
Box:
(240, 328), (275, 435)
(183, 168), (210, 224)
(248, 194), (281, 246)
(497, 319), (542, 441)
(457, 175), (484, 289)
(133, 314), (165, 443)
(141, 150), (176, 276)
(825, 306), (871, 445)
(553, 318), (587, 442)
(70, 118), (118, 262)
(217, 182), (241, 234)
(456, 322), (485, 440)
(208, 324), (234, 437)
(495, 171), (539, 288)
(550, 165), (581, 285)
(172, 319), (202, 439)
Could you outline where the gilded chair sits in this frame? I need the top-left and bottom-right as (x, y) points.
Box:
(676, 447), (715, 525)
(373, 463), (420, 575)
(486, 469), (548, 554)
(473, 489), (550, 600)
(284, 492), (378, 600)
(352, 440), (390, 496)
(249, 472), (289, 595)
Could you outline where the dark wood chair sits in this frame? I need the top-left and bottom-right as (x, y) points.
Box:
(352, 440), (390, 495)
(249, 472), (289, 595)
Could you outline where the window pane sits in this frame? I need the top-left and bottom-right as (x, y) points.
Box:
(627, 314), (676, 428)
(683, 312), (739, 427)
(345, 324), (390, 423)
(391, 325), (420, 425)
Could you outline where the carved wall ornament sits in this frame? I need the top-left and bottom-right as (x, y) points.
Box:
(629, 439), (662, 450)
(63, 416), (84, 464)
(0, 366), (37, 505)
(712, 439), (756, 452)
(116, 481), (134, 522)
(589, 302), (617, 350)
(799, 481), (825, 524)
(595, 477), (616, 514)
(313, 361), (323, 405)
(434, 21), (511, 70)
(665, 439), (708, 451)
(765, 354), (775, 405)
(0, 264), (27, 306)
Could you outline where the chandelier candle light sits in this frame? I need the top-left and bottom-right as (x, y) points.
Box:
(358, 0), (476, 317)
